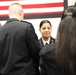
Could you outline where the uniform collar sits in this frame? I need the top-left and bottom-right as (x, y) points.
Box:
(6, 18), (19, 23)
(42, 37), (50, 45)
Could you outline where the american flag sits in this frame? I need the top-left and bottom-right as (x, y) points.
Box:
(0, 0), (67, 20)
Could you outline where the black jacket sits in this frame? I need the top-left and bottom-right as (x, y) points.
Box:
(0, 18), (40, 75)
(39, 44), (58, 75)
(39, 44), (76, 75)
(39, 37), (55, 49)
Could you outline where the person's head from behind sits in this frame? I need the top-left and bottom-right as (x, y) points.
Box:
(39, 20), (52, 41)
(8, 3), (24, 21)
(61, 5), (74, 20)
(61, 2), (76, 20)
(56, 7), (76, 73)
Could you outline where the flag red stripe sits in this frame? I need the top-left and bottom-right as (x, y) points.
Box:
(0, 2), (64, 10)
(0, 0), (17, 1)
(23, 2), (64, 8)
(0, 11), (62, 16)
(24, 11), (62, 16)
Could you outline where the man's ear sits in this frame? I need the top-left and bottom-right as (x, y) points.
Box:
(19, 10), (23, 16)
(19, 11), (21, 16)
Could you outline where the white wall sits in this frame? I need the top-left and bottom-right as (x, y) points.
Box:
(24, 18), (61, 39)
(27, 0), (76, 39)
(0, 0), (76, 39)
(68, 0), (76, 6)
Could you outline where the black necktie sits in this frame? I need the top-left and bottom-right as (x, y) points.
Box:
(45, 43), (48, 45)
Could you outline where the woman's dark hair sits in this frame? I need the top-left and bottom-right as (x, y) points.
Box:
(61, 5), (76, 20)
(61, 6), (73, 20)
(39, 20), (52, 28)
(55, 6), (76, 74)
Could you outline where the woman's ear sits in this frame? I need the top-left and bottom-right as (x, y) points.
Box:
(39, 28), (41, 32)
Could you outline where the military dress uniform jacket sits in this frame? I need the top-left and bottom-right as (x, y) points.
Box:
(39, 36), (55, 49)
(0, 18), (40, 75)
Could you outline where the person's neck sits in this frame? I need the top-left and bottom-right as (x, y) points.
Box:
(9, 15), (21, 20)
(42, 37), (50, 41)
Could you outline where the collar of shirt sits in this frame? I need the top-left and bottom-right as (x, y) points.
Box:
(42, 37), (50, 45)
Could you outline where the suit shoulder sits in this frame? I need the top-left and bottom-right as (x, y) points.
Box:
(39, 38), (42, 41)
(21, 20), (32, 25)
(51, 37), (55, 40)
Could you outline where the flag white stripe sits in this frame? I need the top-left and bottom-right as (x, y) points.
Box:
(0, 0), (63, 6)
(0, 7), (64, 15)
(24, 7), (64, 13)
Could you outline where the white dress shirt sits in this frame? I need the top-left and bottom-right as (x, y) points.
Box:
(42, 37), (50, 45)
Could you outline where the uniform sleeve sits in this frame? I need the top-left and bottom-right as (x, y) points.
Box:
(26, 23), (41, 65)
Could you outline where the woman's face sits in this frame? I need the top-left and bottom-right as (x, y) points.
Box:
(39, 23), (52, 39)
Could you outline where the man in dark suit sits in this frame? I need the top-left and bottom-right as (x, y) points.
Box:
(0, 3), (40, 75)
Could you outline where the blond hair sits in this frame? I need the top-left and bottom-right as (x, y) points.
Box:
(8, 2), (24, 20)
